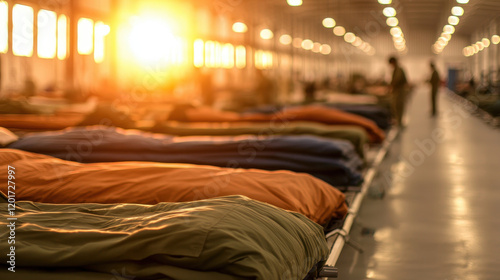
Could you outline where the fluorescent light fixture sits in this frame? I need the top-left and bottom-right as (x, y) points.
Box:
(322, 17), (336, 28)
(383, 7), (396, 17)
(386, 17), (399, 27)
(344, 32), (356, 43)
(232, 22), (248, 33)
(287, 0), (302, 6)
(451, 6), (464, 16)
(333, 26), (346, 36)
(279, 34), (292, 45)
(448, 16), (459, 26)
(260, 29), (274, 40)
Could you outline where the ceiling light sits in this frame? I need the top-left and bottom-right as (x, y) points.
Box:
(232, 22), (248, 33)
(333, 26), (346, 36)
(301, 39), (314, 50)
(443, 25), (455, 34)
(467, 46), (474, 55)
(383, 7), (397, 17)
(390, 27), (402, 37)
(473, 44), (479, 53)
(260, 29), (274, 40)
(320, 44), (331, 55)
(378, 0), (392, 4)
(287, 0), (302, 7)
(394, 37), (405, 43)
(482, 38), (491, 48)
(477, 42), (484, 51)
(456, 0), (469, 4)
(344, 32), (356, 43)
(279, 34), (292, 45)
(353, 37), (363, 47)
(492, 35), (500, 45)
(439, 36), (449, 42)
(463, 48), (470, 57)
(322, 17), (336, 28)
(448, 16), (459, 26)
(437, 38), (448, 46)
(386, 17), (399, 27)
(441, 33), (452, 41)
(451, 6), (464, 16)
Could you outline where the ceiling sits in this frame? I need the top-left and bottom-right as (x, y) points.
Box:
(221, 0), (500, 53)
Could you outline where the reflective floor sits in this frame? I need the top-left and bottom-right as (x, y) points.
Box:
(335, 85), (500, 280)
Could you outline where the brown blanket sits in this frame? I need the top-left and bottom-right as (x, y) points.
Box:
(0, 149), (348, 225)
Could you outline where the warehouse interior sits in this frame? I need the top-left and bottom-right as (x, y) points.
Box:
(0, 0), (499, 279)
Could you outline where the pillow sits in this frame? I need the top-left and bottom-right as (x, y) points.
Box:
(0, 127), (19, 146)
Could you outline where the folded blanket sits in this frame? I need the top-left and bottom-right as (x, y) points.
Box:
(7, 126), (363, 187)
(0, 149), (348, 225)
(0, 195), (329, 280)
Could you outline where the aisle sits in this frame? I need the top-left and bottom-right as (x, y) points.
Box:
(335, 85), (500, 280)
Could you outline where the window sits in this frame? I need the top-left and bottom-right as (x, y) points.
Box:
(235, 46), (246, 69)
(193, 39), (204, 68)
(78, 18), (94, 55)
(13, 4), (34, 57)
(221, 43), (234, 69)
(204, 41), (215, 68)
(94, 21), (110, 63)
(37, 10), (57, 59)
(57, 15), (68, 60)
(255, 50), (273, 69)
(0, 1), (7, 53)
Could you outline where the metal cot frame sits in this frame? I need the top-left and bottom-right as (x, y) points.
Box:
(317, 127), (400, 279)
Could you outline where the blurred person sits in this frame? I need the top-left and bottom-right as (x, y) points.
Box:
(388, 56), (408, 127)
(429, 62), (441, 116)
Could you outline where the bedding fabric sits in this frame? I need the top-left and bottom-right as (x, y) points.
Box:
(7, 126), (363, 187)
(246, 104), (392, 130)
(169, 105), (385, 143)
(0, 149), (348, 225)
(151, 121), (368, 157)
(0, 194), (329, 280)
(0, 113), (84, 130)
(321, 104), (392, 130)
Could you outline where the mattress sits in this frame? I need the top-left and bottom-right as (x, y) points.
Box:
(0, 194), (328, 280)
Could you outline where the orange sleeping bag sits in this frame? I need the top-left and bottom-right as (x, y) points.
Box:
(0, 149), (348, 226)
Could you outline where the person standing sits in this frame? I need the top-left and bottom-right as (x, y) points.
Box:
(388, 56), (408, 127)
(429, 62), (441, 116)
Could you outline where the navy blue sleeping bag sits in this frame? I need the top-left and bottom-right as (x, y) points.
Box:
(7, 126), (363, 188)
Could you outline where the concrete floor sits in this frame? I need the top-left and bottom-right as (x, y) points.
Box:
(335, 85), (500, 280)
